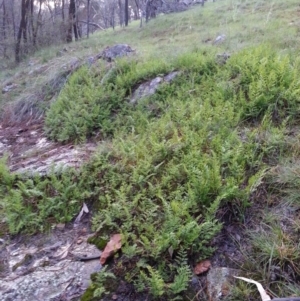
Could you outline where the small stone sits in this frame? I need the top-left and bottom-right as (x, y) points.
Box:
(112, 294), (118, 300)
(56, 223), (65, 230)
(77, 239), (83, 244)
(214, 34), (226, 44)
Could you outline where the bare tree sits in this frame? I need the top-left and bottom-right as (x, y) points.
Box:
(87, 0), (90, 37)
(1, 0), (156, 64)
(66, 0), (79, 42)
(118, 0), (123, 27)
(1, 0), (7, 57)
(15, 0), (30, 62)
(62, 0), (65, 21)
(30, 0), (42, 47)
(124, 0), (129, 26)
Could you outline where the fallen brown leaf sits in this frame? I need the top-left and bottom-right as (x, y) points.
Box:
(100, 234), (122, 265)
(194, 259), (211, 275)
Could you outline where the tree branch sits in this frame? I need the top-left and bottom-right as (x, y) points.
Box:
(78, 20), (104, 30)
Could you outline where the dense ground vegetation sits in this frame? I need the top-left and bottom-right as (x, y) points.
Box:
(2, 0), (300, 300)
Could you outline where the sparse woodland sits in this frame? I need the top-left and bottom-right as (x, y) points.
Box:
(0, 0), (169, 64)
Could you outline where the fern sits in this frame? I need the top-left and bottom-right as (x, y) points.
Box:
(92, 266), (116, 298)
(170, 265), (192, 295)
(140, 266), (165, 297)
(4, 48), (282, 299)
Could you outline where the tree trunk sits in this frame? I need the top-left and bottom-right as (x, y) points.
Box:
(11, 0), (16, 40)
(62, 0), (65, 21)
(15, 0), (30, 62)
(75, 0), (80, 39)
(145, 0), (150, 23)
(111, 4), (115, 30)
(31, 0), (42, 47)
(133, 0), (139, 20)
(124, 0), (129, 26)
(22, 0), (29, 45)
(2, 0), (7, 57)
(29, 0), (34, 44)
(67, 0), (77, 42)
(87, 0), (90, 38)
(118, 0), (123, 27)
(146, 0), (157, 22)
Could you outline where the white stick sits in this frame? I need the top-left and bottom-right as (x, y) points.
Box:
(234, 276), (271, 301)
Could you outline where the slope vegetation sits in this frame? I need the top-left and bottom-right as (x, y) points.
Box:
(1, 1), (300, 300)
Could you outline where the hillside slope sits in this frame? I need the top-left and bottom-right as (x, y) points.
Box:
(1, 1), (300, 300)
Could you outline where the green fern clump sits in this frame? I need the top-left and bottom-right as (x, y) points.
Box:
(0, 156), (14, 195)
(1, 169), (84, 234)
(226, 46), (300, 123)
(6, 49), (280, 298)
(44, 52), (218, 144)
(84, 56), (266, 298)
(132, 249), (192, 299)
(44, 58), (175, 143)
(45, 63), (118, 142)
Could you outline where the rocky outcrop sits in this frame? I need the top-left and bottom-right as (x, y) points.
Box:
(158, 2), (189, 13)
(130, 71), (180, 105)
(98, 44), (135, 62)
(0, 121), (97, 175)
(0, 225), (102, 301)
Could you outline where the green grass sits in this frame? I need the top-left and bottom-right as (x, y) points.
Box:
(2, 0), (300, 300)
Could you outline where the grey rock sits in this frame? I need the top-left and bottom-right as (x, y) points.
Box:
(7, 138), (97, 176)
(99, 44), (135, 62)
(158, 2), (188, 13)
(28, 65), (48, 76)
(206, 267), (240, 301)
(164, 71), (181, 83)
(0, 141), (5, 152)
(214, 34), (226, 44)
(130, 71), (180, 105)
(2, 83), (18, 94)
(0, 234), (102, 301)
(181, 0), (193, 5)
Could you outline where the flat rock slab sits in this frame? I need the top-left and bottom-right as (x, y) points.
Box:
(0, 224), (101, 301)
(0, 121), (97, 175)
